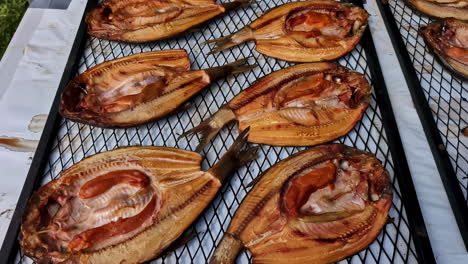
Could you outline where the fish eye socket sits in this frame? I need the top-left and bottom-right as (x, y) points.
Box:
(102, 6), (112, 19)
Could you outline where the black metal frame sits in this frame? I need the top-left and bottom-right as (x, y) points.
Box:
(0, 0), (436, 262)
(359, 25), (435, 264)
(376, 0), (468, 250)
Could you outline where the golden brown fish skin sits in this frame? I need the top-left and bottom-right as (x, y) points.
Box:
(21, 130), (257, 264)
(181, 63), (371, 151)
(86, 0), (251, 42)
(207, 1), (368, 62)
(420, 19), (468, 79)
(59, 50), (255, 128)
(210, 144), (392, 264)
(405, 0), (468, 21)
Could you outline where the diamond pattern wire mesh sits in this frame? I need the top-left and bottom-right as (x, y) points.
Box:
(387, 0), (468, 200)
(15, 0), (421, 263)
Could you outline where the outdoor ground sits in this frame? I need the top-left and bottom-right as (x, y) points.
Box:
(0, 0), (29, 58)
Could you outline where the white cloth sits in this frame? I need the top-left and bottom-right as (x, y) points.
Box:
(0, 0), (86, 243)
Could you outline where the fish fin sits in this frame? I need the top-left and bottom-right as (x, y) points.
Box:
(205, 27), (254, 54)
(204, 57), (257, 81)
(209, 127), (259, 184)
(179, 106), (237, 152)
(238, 145), (259, 167)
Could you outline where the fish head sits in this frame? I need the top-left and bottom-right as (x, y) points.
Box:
(282, 146), (392, 222)
(283, 3), (368, 49)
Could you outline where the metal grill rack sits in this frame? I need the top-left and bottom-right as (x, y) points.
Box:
(0, 0), (435, 263)
(376, 0), (468, 249)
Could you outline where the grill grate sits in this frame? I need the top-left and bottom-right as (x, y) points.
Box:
(377, 0), (468, 248)
(9, 0), (431, 263)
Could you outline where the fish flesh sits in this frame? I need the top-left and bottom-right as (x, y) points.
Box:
(20, 129), (257, 263)
(180, 62), (371, 151)
(86, 0), (251, 42)
(404, 0), (468, 21)
(60, 49), (255, 127)
(210, 144), (392, 264)
(206, 1), (368, 62)
(420, 18), (468, 79)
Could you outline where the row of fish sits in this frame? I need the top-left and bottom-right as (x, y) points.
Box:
(85, 0), (369, 62)
(21, 1), (393, 264)
(404, 0), (467, 78)
(21, 132), (391, 264)
(84, 0), (467, 78)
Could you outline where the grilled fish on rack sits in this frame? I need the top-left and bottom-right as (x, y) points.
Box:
(210, 144), (392, 264)
(206, 1), (368, 62)
(60, 49), (255, 127)
(20, 129), (257, 264)
(421, 18), (468, 78)
(181, 63), (371, 151)
(405, 0), (468, 21)
(86, 0), (251, 42)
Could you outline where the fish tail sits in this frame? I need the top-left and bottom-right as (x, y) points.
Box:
(205, 26), (254, 55)
(209, 127), (258, 184)
(204, 57), (257, 81)
(179, 106), (237, 152)
(222, 0), (255, 12)
(209, 233), (244, 264)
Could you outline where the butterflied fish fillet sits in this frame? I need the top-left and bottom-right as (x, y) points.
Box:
(86, 0), (252, 42)
(420, 18), (468, 79)
(180, 62), (371, 151)
(20, 129), (257, 264)
(206, 1), (368, 62)
(210, 144), (392, 264)
(404, 0), (468, 20)
(60, 49), (256, 127)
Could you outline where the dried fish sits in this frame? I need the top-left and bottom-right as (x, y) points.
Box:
(206, 1), (368, 62)
(421, 18), (468, 79)
(60, 50), (255, 127)
(210, 144), (392, 264)
(20, 129), (257, 263)
(405, 0), (468, 20)
(181, 63), (371, 151)
(86, 0), (251, 42)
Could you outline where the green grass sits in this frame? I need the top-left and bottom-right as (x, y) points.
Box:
(0, 0), (29, 59)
